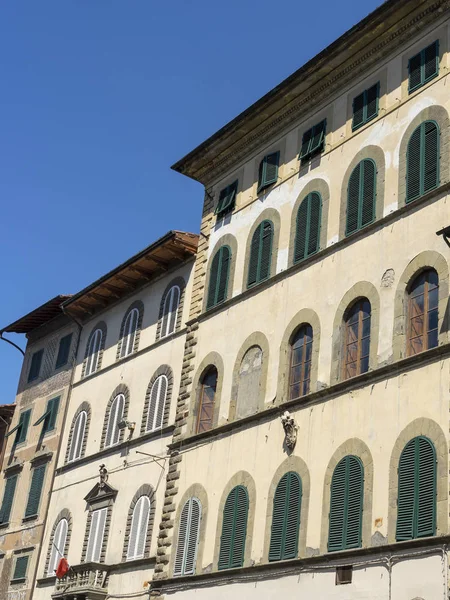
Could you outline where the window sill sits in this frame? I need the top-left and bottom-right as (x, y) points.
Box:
(0, 521), (10, 529)
(10, 578), (26, 584)
(22, 514), (38, 523)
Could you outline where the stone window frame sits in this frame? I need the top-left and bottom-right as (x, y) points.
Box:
(81, 500), (115, 564)
(188, 352), (225, 434)
(140, 365), (173, 435)
(277, 308), (321, 403)
(338, 145), (385, 240)
(203, 234), (238, 312)
(242, 209), (281, 291)
(397, 105), (450, 208)
(330, 282), (380, 385)
(169, 483), (208, 576)
(64, 402), (91, 464)
(121, 484), (155, 562)
(288, 179), (330, 267)
(393, 250), (449, 361)
(228, 332), (270, 422)
(156, 277), (186, 341)
(213, 471), (256, 571)
(261, 455), (310, 564)
(387, 418), (447, 543)
(81, 321), (107, 379)
(319, 438), (374, 554)
(44, 508), (72, 577)
(100, 384), (130, 450)
(116, 300), (144, 361)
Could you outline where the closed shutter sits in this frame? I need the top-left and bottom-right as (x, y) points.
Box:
(361, 160), (376, 227)
(105, 394), (125, 447)
(247, 226), (261, 287)
(174, 501), (189, 575)
(28, 349), (44, 382)
(259, 221), (273, 282)
(86, 507), (107, 563)
(161, 286), (180, 337)
(218, 485), (248, 570)
(366, 83), (379, 121)
(48, 518), (68, 575)
(127, 496), (151, 560)
(146, 375), (168, 432)
(25, 464), (46, 517)
(0, 475), (18, 524)
(69, 411), (87, 462)
(207, 246), (231, 309)
(424, 41), (439, 83)
(423, 121), (439, 194)
(407, 121), (439, 203)
(416, 437), (436, 537)
(346, 163), (361, 235)
(12, 556), (29, 581)
(406, 126), (422, 202)
(269, 472), (302, 561)
(352, 92), (365, 130)
(121, 309), (139, 358)
(55, 334), (72, 369)
(408, 52), (422, 92)
(16, 410), (31, 444)
(294, 193), (321, 263)
(174, 497), (202, 576)
(206, 251), (220, 309)
(328, 456), (363, 552)
(86, 329), (102, 376)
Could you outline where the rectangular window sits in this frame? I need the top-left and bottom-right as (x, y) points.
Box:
(55, 334), (72, 369)
(257, 151), (280, 193)
(86, 507), (107, 562)
(215, 180), (238, 217)
(336, 565), (353, 585)
(6, 409), (31, 445)
(34, 396), (60, 434)
(11, 555), (29, 582)
(24, 464), (46, 518)
(299, 120), (326, 162)
(408, 40), (439, 93)
(27, 349), (44, 383)
(0, 475), (18, 525)
(352, 82), (379, 130)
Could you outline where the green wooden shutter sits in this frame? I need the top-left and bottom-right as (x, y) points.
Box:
(408, 52), (422, 92)
(206, 251), (220, 309)
(423, 121), (439, 194)
(0, 475), (18, 524)
(207, 246), (231, 309)
(346, 164), (361, 235)
(258, 153), (279, 192)
(45, 397), (60, 432)
(424, 41), (439, 84)
(28, 349), (43, 382)
(218, 485), (248, 570)
(247, 221), (273, 288)
(294, 193), (321, 263)
(309, 121), (325, 155)
(55, 334), (72, 369)
(416, 437), (436, 537)
(366, 83), (379, 122)
(12, 556), (29, 581)
(269, 472), (302, 561)
(352, 92), (365, 130)
(396, 439), (416, 541)
(328, 456), (363, 552)
(361, 160), (376, 227)
(406, 125), (422, 202)
(247, 226), (261, 287)
(299, 128), (313, 160)
(25, 464), (46, 517)
(16, 410), (31, 444)
(215, 181), (238, 216)
(407, 121), (439, 203)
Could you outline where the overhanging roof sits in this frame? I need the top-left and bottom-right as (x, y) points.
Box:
(63, 230), (198, 320)
(1, 295), (72, 334)
(171, 0), (441, 185)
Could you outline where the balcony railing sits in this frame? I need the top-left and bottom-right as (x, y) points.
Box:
(52, 563), (109, 599)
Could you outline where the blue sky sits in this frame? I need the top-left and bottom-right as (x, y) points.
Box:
(0, 0), (383, 403)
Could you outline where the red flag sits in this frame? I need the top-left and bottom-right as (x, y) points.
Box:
(55, 557), (69, 579)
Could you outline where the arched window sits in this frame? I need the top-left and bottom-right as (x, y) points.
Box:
(161, 285), (181, 338)
(235, 345), (263, 419)
(328, 455), (363, 552)
(247, 220), (273, 288)
(105, 394), (125, 448)
(68, 410), (87, 463)
(85, 328), (103, 376)
(207, 246), (231, 309)
(343, 299), (371, 380)
(407, 269), (439, 356)
(196, 368), (217, 433)
(218, 485), (249, 570)
(146, 375), (168, 432)
(48, 518), (68, 575)
(346, 159), (376, 236)
(406, 120), (439, 203)
(120, 308), (139, 359)
(294, 192), (321, 263)
(269, 472), (302, 561)
(174, 497), (202, 576)
(127, 496), (152, 561)
(289, 325), (313, 399)
(396, 436), (436, 541)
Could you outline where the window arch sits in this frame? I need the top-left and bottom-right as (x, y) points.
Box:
(161, 286), (180, 338)
(268, 472), (302, 561)
(84, 324), (106, 377)
(174, 497), (202, 576)
(126, 495), (152, 560)
(407, 269), (439, 356)
(294, 192), (321, 262)
(105, 394), (125, 448)
(247, 220), (273, 287)
(406, 120), (439, 203)
(346, 159), (376, 236)
(47, 517), (68, 575)
(343, 298), (371, 380)
(196, 367), (217, 433)
(146, 375), (168, 432)
(396, 436), (436, 541)
(218, 485), (249, 570)
(207, 246), (231, 309)
(328, 455), (364, 552)
(68, 410), (87, 463)
(118, 303), (143, 360)
(289, 325), (313, 399)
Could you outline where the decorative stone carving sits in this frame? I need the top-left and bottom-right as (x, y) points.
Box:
(99, 464), (108, 488)
(281, 411), (298, 451)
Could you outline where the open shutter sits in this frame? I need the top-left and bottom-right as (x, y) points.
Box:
(259, 221), (273, 282)
(345, 457), (363, 549)
(0, 475), (18, 524)
(264, 152), (279, 187)
(396, 439), (416, 540)
(45, 397), (60, 433)
(346, 163), (361, 235)
(309, 121), (326, 155)
(328, 460), (346, 551)
(247, 225), (262, 287)
(87, 507), (107, 562)
(366, 83), (379, 121)
(300, 128), (313, 160)
(12, 556), (29, 581)
(25, 464), (46, 517)
(127, 496), (150, 560)
(352, 92), (365, 130)
(16, 410), (31, 444)
(361, 160), (376, 227)
(147, 376), (168, 432)
(424, 41), (439, 83)
(406, 125), (422, 202)
(184, 498), (201, 575)
(416, 437), (436, 538)
(423, 121), (439, 194)
(408, 52), (422, 92)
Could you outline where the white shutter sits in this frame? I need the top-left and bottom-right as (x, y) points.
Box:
(127, 496), (151, 560)
(174, 498), (201, 576)
(86, 329), (102, 376)
(174, 501), (190, 576)
(69, 411), (87, 462)
(146, 376), (168, 432)
(161, 286), (180, 338)
(86, 508), (107, 563)
(105, 394), (125, 447)
(48, 518), (68, 575)
(121, 309), (139, 358)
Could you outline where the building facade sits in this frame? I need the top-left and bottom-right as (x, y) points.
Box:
(0, 296), (79, 600)
(148, 2), (450, 599)
(0, 405), (15, 475)
(33, 231), (198, 600)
